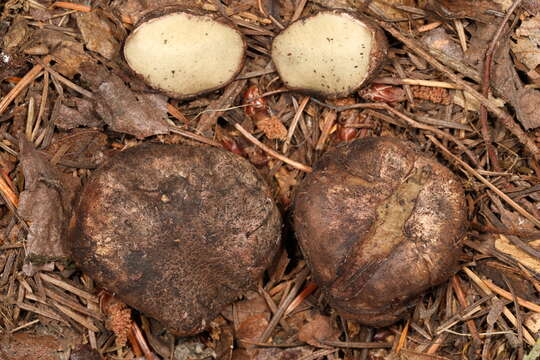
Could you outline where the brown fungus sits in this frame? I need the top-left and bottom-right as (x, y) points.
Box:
(123, 8), (246, 99)
(293, 137), (467, 326)
(271, 10), (388, 99)
(68, 144), (281, 335)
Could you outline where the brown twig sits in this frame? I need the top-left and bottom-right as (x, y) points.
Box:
(479, 0), (523, 171)
(234, 123), (313, 173)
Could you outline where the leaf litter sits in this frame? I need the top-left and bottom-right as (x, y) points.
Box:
(0, 1), (540, 359)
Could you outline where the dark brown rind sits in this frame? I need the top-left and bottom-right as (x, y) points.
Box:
(123, 6), (246, 100)
(68, 144), (281, 335)
(271, 10), (388, 99)
(294, 137), (467, 326)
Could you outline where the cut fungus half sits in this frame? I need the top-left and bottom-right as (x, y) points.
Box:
(124, 10), (246, 99)
(271, 11), (388, 98)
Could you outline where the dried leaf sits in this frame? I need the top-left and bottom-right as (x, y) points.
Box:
(514, 88), (540, 129)
(298, 314), (340, 348)
(236, 313), (269, 344)
(18, 138), (79, 266)
(81, 63), (170, 139)
(2, 16), (29, 51)
(422, 27), (464, 60)
(70, 344), (101, 360)
(76, 11), (121, 60)
(511, 14), (540, 71)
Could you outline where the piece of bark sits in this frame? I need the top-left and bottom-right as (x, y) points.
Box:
(76, 11), (121, 60)
(18, 138), (79, 267)
(514, 88), (540, 129)
(80, 63), (170, 139)
(511, 14), (540, 71)
(54, 103), (102, 130)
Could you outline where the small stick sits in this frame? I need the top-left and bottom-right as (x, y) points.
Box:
(285, 281), (317, 315)
(258, 268), (309, 343)
(0, 58), (48, 116)
(167, 103), (190, 124)
(283, 96), (309, 153)
(53, 302), (99, 332)
(373, 77), (462, 89)
(131, 322), (158, 360)
(39, 60), (93, 98)
(40, 273), (99, 303)
(50, 2), (91, 12)
(482, 278), (540, 313)
(319, 340), (392, 349)
(234, 123), (313, 173)
(451, 276), (482, 344)
(0, 175), (18, 208)
(168, 127), (221, 147)
(313, 99), (479, 165)
(395, 320), (410, 353)
(417, 21), (441, 32)
(32, 71), (49, 141)
(453, 20), (468, 52)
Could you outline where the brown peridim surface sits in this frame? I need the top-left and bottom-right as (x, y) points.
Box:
(294, 137), (467, 326)
(68, 144), (281, 335)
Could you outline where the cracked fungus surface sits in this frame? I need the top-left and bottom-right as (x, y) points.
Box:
(294, 137), (467, 327)
(68, 144), (281, 335)
(124, 12), (245, 97)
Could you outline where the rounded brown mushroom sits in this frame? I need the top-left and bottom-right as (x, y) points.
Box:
(68, 144), (281, 335)
(271, 10), (388, 98)
(293, 137), (467, 326)
(123, 9), (246, 99)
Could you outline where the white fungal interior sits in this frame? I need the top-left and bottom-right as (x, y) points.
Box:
(272, 12), (373, 96)
(124, 12), (244, 97)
